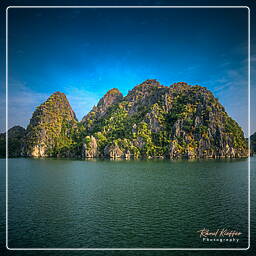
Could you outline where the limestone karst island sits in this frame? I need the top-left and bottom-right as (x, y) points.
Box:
(0, 80), (251, 159)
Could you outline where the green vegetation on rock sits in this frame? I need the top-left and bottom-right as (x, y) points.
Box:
(79, 80), (248, 159)
(22, 92), (78, 157)
(4, 80), (249, 159)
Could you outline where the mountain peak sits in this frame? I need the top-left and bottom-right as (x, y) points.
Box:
(82, 88), (123, 125)
(125, 79), (166, 103)
(142, 79), (160, 85)
(53, 91), (64, 95)
(105, 88), (122, 96)
(49, 91), (67, 100)
(98, 88), (123, 108)
(22, 92), (77, 157)
(170, 82), (190, 88)
(137, 79), (165, 88)
(8, 126), (26, 137)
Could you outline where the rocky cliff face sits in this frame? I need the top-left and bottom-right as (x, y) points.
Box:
(13, 80), (248, 159)
(0, 126), (26, 157)
(82, 135), (98, 158)
(81, 88), (123, 131)
(22, 92), (78, 157)
(81, 80), (248, 159)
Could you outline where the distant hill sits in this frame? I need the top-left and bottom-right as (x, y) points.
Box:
(0, 126), (26, 157)
(250, 132), (256, 154)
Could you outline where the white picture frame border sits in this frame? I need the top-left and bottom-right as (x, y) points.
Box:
(5, 5), (251, 251)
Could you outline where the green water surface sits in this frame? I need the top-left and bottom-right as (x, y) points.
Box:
(1, 157), (250, 249)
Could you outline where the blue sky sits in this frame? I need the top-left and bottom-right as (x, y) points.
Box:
(0, 6), (255, 136)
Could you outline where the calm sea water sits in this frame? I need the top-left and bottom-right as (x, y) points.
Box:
(0, 157), (253, 251)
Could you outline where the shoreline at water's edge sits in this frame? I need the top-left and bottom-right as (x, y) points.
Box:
(0, 155), (250, 161)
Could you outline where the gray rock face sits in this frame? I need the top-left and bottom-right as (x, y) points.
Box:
(124, 79), (167, 115)
(80, 80), (248, 159)
(144, 105), (162, 133)
(82, 136), (98, 158)
(124, 150), (131, 159)
(104, 143), (123, 159)
(81, 88), (123, 129)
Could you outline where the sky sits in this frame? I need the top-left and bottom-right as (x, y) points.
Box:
(0, 5), (255, 136)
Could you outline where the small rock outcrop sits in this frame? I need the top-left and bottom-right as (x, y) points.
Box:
(82, 136), (98, 158)
(104, 142), (123, 159)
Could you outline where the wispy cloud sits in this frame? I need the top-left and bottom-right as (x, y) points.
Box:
(0, 81), (100, 132)
(0, 81), (49, 132)
(64, 86), (100, 121)
(204, 56), (250, 136)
